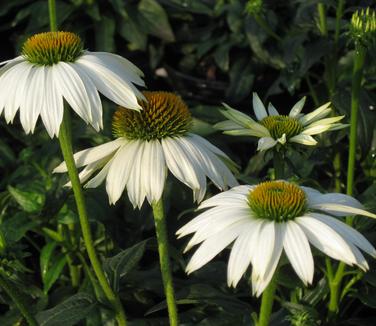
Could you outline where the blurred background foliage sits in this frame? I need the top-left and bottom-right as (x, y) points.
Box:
(0, 0), (375, 325)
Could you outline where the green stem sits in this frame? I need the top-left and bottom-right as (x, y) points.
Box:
(48, 0), (57, 31)
(305, 75), (319, 107)
(340, 272), (363, 301)
(346, 45), (366, 197)
(273, 150), (284, 180)
(317, 3), (327, 36)
(151, 199), (179, 326)
(333, 152), (342, 193)
(334, 0), (345, 46)
(257, 274), (278, 326)
(58, 110), (127, 326)
(0, 274), (38, 326)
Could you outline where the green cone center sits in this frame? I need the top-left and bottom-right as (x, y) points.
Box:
(248, 181), (307, 222)
(22, 31), (83, 66)
(112, 91), (192, 141)
(260, 115), (303, 139)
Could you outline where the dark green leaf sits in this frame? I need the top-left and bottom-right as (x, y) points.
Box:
(42, 255), (67, 294)
(7, 185), (45, 213)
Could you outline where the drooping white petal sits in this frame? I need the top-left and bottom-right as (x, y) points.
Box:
(214, 120), (243, 131)
(126, 141), (146, 208)
(70, 63), (103, 130)
(267, 102), (279, 116)
(198, 186), (252, 210)
(289, 134), (317, 146)
(162, 137), (202, 198)
(85, 157), (114, 189)
(227, 219), (262, 287)
(298, 102), (331, 125)
(252, 223), (286, 297)
(310, 213), (376, 258)
(187, 133), (232, 160)
(185, 219), (248, 274)
(296, 216), (357, 266)
(77, 56), (143, 110)
(42, 66), (64, 137)
(252, 93), (268, 121)
(53, 138), (124, 173)
(289, 96), (306, 118)
(142, 140), (166, 204)
(307, 193), (364, 210)
(52, 62), (92, 123)
(283, 221), (314, 285)
(257, 137), (278, 151)
(65, 159), (107, 187)
(20, 66), (44, 134)
(310, 203), (376, 219)
(106, 141), (141, 204)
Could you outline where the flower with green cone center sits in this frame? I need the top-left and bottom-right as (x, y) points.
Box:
(22, 31), (83, 65)
(248, 181), (307, 222)
(260, 115), (303, 140)
(112, 91), (192, 141)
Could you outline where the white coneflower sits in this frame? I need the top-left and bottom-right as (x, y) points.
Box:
(216, 93), (346, 151)
(177, 181), (376, 296)
(0, 31), (145, 137)
(54, 91), (238, 207)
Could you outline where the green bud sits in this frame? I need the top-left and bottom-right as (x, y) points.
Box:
(350, 7), (376, 48)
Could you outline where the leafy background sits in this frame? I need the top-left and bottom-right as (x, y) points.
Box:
(0, 0), (375, 325)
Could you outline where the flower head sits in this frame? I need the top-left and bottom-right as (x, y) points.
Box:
(0, 31), (145, 137)
(350, 7), (376, 48)
(216, 93), (346, 151)
(177, 181), (376, 296)
(54, 91), (238, 207)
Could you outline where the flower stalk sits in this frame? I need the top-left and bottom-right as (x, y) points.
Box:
(257, 273), (278, 326)
(0, 274), (38, 326)
(151, 199), (179, 326)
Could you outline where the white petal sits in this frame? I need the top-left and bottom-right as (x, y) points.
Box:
(307, 193), (364, 212)
(198, 186), (252, 210)
(41, 66), (64, 137)
(302, 124), (333, 136)
(296, 216), (357, 266)
(310, 213), (376, 258)
(185, 219), (248, 274)
(20, 66), (44, 134)
(289, 134), (317, 146)
(310, 202), (376, 219)
(142, 140), (166, 204)
(252, 92), (268, 121)
(0, 56), (24, 69)
(267, 102), (279, 116)
(215, 120), (244, 131)
(77, 55), (143, 110)
(70, 63), (103, 130)
(252, 223), (285, 297)
(283, 221), (314, 285)
(299, 102), (331, 126)
(277, 133), (286, 145)
(53, 138), (124, 173)
(306, 115), (345, 128)
(106, 141), (141, 204)
(126, 141), (147, 208)
(85, 157), (114, 189)
(187, 133), (231, 159)
(257, 137), (278, 151)
(221, 103), (258, 128)
(289, 96), (306, 118)
(52, 62), (92, 123)
(227, 219), (262, 287)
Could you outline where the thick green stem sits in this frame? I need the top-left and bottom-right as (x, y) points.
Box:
(257, 274), (278, 326)
(346, 45), (366, 197)
(0, 274), (38, 326)
(151, 199), (179, 326)
(58, 111), (127, 326)
(273, 151), (284, 180)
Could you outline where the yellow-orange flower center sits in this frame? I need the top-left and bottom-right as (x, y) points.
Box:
(112, 91), (192, 141)
(248, 181), (307, 222)
(22, 31), (83, 65)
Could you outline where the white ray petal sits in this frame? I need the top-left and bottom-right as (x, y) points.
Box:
(257, 137), (278, 151)
(214, 120), (243, 131)
(283, 221), (314, 285)
(198, 187), (252, 210)
(106, 141), (141, 204)
(299, 102), (331, 125)
(306, 115), (344, 128)
(267, 102), (279, 116)
(252, 223), (285, 297)
(252, 93), (267, 121)
(296, 216), (357, 265)
(0, 56), (24, 69)
(185, 219), (249, 274)
(41, 66), (64, 137)
(65, 159), (106, 187)
(70, 63), (103, 130)
(126, 141), (146, 208)
(187, 133), (231, 159)
(20, 66), (44, 134)
(289, 134), (317, 146)
(52, 62), (91, 123)
(309, 213), (376, 257)
(53, 138), (124, 173)
(302, 124), (333, 135)
(220, 103), (258, 128)
(227, 219), (262, 287)
(307, 193), (364, 210)
(142, 140), (166, 204)
(310, 203), (376, 219)
(289, 96), (306, 118)
(76, 57), (142, 110)
(85, 157), (114, 189)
